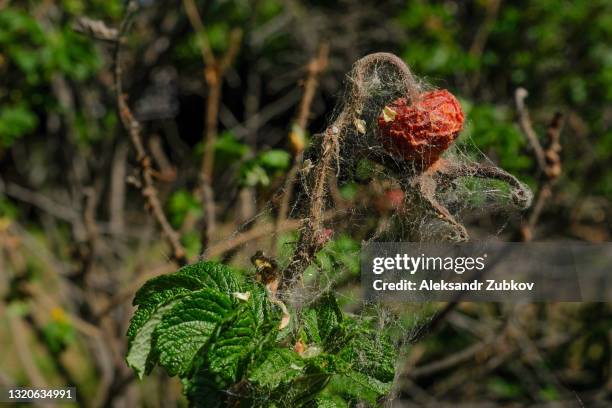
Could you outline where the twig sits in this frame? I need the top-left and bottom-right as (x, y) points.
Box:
(469, 0), (502, 59)
(183, 0), (242, 248)
(516, 90), (564, 241)
(93, 263), (175, 320)
(113, 1), (187, 265)
(295, 44), (330, 133)
(274, 43), (329, 254)
(0, 178), (80, 225)
(467, 0), (501, 90)
(109, 142), (128, 235)
(74, 17), (118, 42)
(410, 334), (498, 378)
(148, 135), (177, 182)
(515, 88), (547, 172)
(21, 282), (102, 338)
(6, 313), (48, 390)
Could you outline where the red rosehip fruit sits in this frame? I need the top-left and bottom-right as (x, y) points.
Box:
(377, 89), (464, 168)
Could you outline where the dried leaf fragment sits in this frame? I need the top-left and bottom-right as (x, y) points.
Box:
(382, 106), (397, 122)
(354, 118), (366, 134)
(232, 292), (251, 302)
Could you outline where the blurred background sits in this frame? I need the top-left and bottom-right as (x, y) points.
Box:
(0, 0), (611, 406)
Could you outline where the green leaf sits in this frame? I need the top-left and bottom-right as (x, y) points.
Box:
(0, 104), (38, 146)
(177, 261), (241, 294)
(206, 306), (256, 384)
(182, 371), (226, 408)
(240, 162), (270, 187)
(167, 189), (202, 228)
(313, 293), (343, 348)
(132, 274), (203, 308)
(301, 308), (322, 344)
(151, 288), (234, 377)
(325, 370), (391, 406)
(281, 356), (334, 407)
(214, 131), (250, 161)
(205, 289), (280, 386)
(258, 149), (291, 170)
(127, 274), (204, 342)
(338, 328), (395, 383)
(315, 394), (349, 408)
(127, 300), (180, 378)
(127, 261), (244, 377)
(127, 262), (281, 382)
(248, 348), (306, 390)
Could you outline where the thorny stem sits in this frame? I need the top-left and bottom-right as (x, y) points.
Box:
(114, 1), (187, 265)
(520, 111), (564, 241)
(274, 43), (329, 255)
(281, 52), (419, 292)
(437, 162), (534, 210)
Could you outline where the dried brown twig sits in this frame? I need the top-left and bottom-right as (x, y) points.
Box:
(274, 43), (329, 253)
(114, 0), (187, 265)
(515, 88), (563, 241)
(73, 17), (118, 42)
(183, 0), (242, 249)
(515, 88), (548, 173)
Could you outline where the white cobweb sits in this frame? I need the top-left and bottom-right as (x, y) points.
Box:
(204, 52), (532, 378)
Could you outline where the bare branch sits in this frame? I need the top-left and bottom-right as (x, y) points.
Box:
(182, 0), (243, 249)
(275, 43), (330, 253)
(520, 112), (564, 241)
(114, 1), (187, 265)
(515, 88), (547, 172)
(73, 17), (118, 42)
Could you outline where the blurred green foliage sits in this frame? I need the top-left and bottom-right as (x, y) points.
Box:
(0, 7), (102, 147)
(239, 149), (291, 187)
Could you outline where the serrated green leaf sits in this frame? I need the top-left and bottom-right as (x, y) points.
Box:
(126, 300), (179, 378)
(325, 370), (391, 406)
(313, 293), (343, 347)
(178, 261), (242, 294)
(249, 348), (305, 390)
(314, 394), (349, 408)
(206, 285), (281, 385)
(132, 273), (203, 306)
(182, 371), (225, 408)
(338, 328), (395, 383)
(206, 302), (264, 386)
(301, 308), (321, 344)
(151, 289), (234, 377)
(128, 275), (203, 342)
(128, 261), (242, 343)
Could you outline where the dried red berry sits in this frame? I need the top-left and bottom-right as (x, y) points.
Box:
(377, 89), (464, 167)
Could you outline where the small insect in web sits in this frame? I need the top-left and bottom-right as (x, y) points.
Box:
(251, 250), (278, 285)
